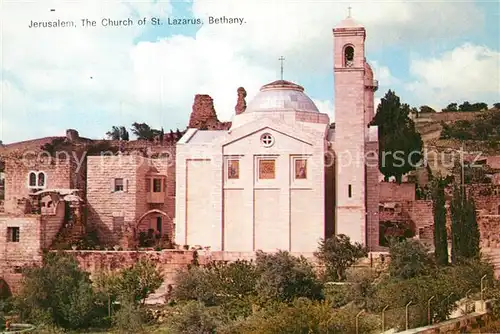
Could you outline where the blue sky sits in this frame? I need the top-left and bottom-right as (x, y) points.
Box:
(0, 0), (498, 143)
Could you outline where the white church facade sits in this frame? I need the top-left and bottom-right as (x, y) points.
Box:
(175, 16), (381, 253)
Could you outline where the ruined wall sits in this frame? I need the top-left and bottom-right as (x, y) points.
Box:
(379, 182), (415, 202)
(40, 201), (66, 248)
(188, 94), (231, 130)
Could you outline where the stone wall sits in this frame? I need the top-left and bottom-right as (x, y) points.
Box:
(4, 158), (72, 214)
(68, 250), (318, 285)
(0, 215), (43, 293)
(379, 182), (415, 202)
(86, 156), (140, 245)
(479, 215), (500, 248)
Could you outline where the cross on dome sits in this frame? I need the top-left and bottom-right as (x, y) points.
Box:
(278, 56), (285, 80)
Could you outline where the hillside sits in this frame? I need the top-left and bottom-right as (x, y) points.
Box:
(411, 108), (500, 177)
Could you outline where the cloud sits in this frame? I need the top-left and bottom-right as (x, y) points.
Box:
(370, 61), (399, 87)
(0, 0), (488, 143)
(406, 43), (500, 109)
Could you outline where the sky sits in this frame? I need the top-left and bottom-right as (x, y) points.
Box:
(0, 0), (499, 144)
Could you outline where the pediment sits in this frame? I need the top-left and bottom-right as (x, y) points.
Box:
(218, 118), (318, 147)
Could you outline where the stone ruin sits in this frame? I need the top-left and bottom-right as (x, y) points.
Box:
(235, 87), (247, 115)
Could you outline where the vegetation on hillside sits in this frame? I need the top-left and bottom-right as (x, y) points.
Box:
(1, 233), (496, 333)
(371, 90), (423, 183)
(440, 109), (500, 145)
(442, 101), (490, 112)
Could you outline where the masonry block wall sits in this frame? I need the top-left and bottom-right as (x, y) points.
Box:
(86, 156), (139, 245)
(0, 215), (43, 293)
(68, 250), (320, 287)
(4, 158), (72, 214)
(333, 24), (368, 246)
(366, 141), (380, 250)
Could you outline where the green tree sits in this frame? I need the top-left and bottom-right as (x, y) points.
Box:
(431, 176), (452, 266)
(442, 103), (458, 112)
(388, 239), (435, 279)
(131, 122), (161, 141)
(115, 258), (163, 305)
(106, 126), (129, 141)
(419, 105), (436, 113)
(14, 252), (104, 329)
(173, 259), (258, 313)
(255, 251), (323, 303)
(314, 234), (367, 281)
(371, 90), (423, 183)
(450, 184), (479, 263)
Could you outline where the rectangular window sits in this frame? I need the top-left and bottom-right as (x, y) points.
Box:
(7, 227), (20, 242)
(259, 159), (276, 179)
(227, 160), (240, 179)
(348, 184), (352, 198)
(153, 179), (162, 192)
(114, 178), (124, 192)
(112, 217), (124, 233)
(146, 178), (151, 192)
(295, 159), (307, 179)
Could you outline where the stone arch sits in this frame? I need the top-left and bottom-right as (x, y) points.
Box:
(136, 209), (171, 227)
(343, 44), (355, 67)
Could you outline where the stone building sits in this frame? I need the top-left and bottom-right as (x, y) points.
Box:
(174, 16), (381, 252)
(86, 154), (175, 248)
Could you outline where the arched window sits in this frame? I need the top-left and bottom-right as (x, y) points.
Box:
(27, 171), (47, 189)
(344, 45), (354, 67)
(29, 172), (37, 187)
(37, 172), (45, 187)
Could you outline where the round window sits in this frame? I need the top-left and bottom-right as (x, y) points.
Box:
(261, 133), (274, 147)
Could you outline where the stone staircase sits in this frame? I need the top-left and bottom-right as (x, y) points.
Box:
(51, 223), (85, 249)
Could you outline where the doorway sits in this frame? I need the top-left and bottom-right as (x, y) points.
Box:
(156, 216), (162, 235)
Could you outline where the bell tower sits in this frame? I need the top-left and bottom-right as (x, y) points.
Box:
(333, 15), (368, 245)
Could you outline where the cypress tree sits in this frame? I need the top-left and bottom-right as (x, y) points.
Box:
(432, 176), (449, 266)
(450, 184), (464, 264)
(463, 193), (480, 259)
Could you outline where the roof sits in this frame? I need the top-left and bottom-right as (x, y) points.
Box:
(245, 79), (319, 113)
(335, 16), (364, 29)
(185, 130), (226, 144)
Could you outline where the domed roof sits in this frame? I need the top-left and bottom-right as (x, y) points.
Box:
(245, 80), (319, 113)
(335, 16), (364, 29)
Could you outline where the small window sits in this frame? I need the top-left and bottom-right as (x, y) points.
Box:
(153, 179), (162, 192)
(7, 227), (20, 242)
(38, 172), (45, 187)
(348, 184), (352, 198)
(14, 266), (22, 274)
(29, 172), (37, 187)
(228, 160), (239, 179)
(114, 178), (124, 192)
(259, 159), (276, 179)
(295, 159), (307, 179)
(344, 45), (354, 67)
(261, 133), (274, 148)
(112, 216), (124, 233)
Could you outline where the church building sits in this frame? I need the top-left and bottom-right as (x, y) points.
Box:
(175, 16), (380, 253)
